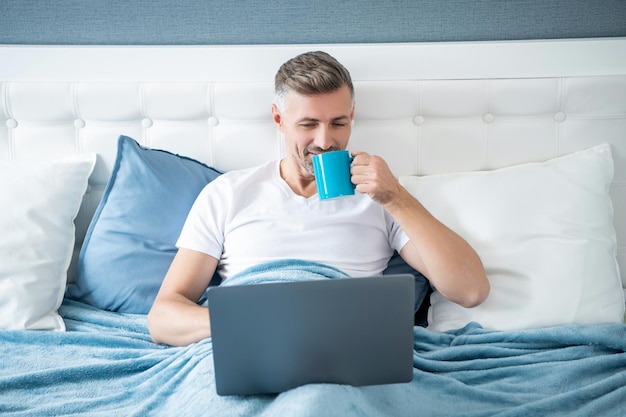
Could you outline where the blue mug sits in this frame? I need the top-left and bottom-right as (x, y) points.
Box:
(312, 150), (356, 200)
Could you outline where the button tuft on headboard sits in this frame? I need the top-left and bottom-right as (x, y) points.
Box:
(554, 112), (567, 122)
(412, 115), (424, 126)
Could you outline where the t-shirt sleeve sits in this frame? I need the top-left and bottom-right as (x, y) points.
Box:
(176, 179), (228, 260)
(386, 211), (410, 253)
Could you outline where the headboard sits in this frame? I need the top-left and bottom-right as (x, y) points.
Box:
(1, 38), (625, 299)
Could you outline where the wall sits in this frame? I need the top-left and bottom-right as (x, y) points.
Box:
(1, 0), (625, 45)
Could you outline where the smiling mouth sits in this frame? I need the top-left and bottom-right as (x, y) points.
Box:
(306, 147), (339, 157)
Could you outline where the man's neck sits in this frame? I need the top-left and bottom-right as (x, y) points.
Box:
(279, 158), (318, 198)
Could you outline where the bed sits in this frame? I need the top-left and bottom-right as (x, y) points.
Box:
(1, 38), (626, 416)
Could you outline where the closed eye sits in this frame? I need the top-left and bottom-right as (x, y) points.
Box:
(331, 116), (350, 128)
(297, 117), (350, 129)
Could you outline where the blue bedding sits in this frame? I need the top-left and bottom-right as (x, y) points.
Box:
(1, 261), (625, 416)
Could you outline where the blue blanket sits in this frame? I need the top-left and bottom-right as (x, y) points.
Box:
(223, 259), (350, 286)
(1, 260), (625, 416)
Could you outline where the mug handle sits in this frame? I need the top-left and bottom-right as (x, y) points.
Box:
(349, 154), (356, 189)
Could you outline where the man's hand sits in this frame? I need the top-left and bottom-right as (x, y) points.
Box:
(148, 248), (218, 346)
(350, 151), (403, 205)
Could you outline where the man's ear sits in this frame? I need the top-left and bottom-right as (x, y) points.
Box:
(350, 102), (355, 125)
(271, 103), (284, 130)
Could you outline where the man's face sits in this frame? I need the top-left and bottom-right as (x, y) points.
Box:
(272, 85), (354, 176)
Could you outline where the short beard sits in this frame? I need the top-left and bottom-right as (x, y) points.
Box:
(303, 159), (315, 175)
(297, 146), (340, 176)
(291, 150), (316, 175)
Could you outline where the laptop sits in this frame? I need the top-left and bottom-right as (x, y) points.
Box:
(207, 274), (415, 396)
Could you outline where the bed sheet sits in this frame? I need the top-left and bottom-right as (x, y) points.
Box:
(1, 258), (625, 417)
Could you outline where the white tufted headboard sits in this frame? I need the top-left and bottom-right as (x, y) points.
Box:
(1, 39), (626, 297)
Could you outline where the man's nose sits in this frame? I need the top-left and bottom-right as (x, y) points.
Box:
(313, 127), (333, 150)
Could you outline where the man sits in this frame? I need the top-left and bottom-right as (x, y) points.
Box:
(148, 51), (489, 346)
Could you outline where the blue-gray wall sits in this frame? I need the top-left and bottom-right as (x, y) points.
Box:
(1, 0), (625, 45)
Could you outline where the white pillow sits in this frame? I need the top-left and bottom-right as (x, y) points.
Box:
(399, 144), (625, 331)
(0, 154), (95, 331)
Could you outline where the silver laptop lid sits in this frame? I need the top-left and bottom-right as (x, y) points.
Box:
(208, 274), (415, 396)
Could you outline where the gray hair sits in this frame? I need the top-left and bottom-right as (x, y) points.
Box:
(274, 51), (354, 111)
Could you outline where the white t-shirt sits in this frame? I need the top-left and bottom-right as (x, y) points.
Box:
(177, 161), (409, 280)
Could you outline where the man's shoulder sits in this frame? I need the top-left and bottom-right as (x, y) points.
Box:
(196, 160), (278, 204)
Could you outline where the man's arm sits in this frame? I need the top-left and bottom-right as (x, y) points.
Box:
(147, 248), (218, 346)
(350, 152), (490, 308)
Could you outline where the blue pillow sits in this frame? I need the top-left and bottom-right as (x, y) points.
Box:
(66, 136), (222, 313)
